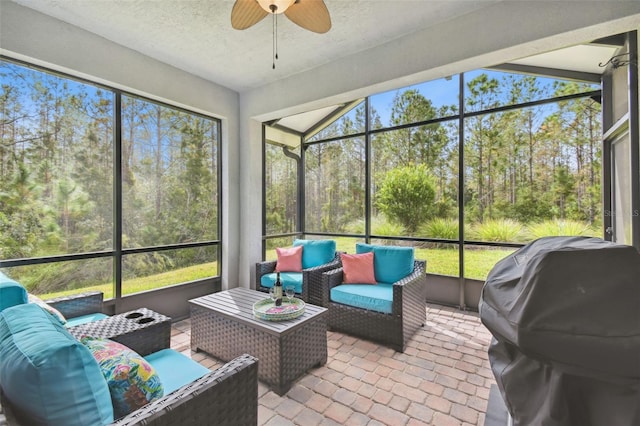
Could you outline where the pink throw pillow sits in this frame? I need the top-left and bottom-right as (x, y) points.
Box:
(276, 245), (303, 272)
(341, 252), (376, 284)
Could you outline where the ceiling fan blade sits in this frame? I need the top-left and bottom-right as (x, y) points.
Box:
(284, 0), (331, 34)
(231, 0), (269, 30)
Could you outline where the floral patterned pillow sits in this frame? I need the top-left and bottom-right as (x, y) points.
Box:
(81, 337), (164, 419)
(28, 293), (66, 324)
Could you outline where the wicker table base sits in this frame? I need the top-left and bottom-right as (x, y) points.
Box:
(68, 307), (171, 356)
(190, 288), (328, 396)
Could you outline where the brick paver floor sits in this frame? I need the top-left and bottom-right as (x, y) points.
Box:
(170, 303), (496, 426)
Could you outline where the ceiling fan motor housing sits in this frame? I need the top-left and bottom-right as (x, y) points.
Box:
(257, 0), (296, 14)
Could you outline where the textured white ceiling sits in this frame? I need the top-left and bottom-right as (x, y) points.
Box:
(9, 0), (501, 92)
(510, 44), (619, 75)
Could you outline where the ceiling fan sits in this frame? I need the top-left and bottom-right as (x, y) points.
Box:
(231, 0), (331, 69)
(231, 0), (332, 34)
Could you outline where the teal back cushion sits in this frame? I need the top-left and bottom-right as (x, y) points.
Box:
(0, 303), (114, 426)
(356, 243), (415, 284)
(0, 271), (27, 313)
(293, 239), (336, 269)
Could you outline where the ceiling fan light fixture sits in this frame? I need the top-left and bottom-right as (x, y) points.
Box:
(231, 0), (331, 68)
(256, 0), (295, 14)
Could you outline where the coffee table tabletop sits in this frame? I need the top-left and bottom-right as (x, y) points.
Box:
(189, 287), (327, 335)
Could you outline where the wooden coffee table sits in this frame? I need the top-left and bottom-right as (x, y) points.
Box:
(189, 288), (328, 395)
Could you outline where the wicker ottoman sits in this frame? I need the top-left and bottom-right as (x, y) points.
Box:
(190, 288), (328, 396)
(68, 307), (171, 356)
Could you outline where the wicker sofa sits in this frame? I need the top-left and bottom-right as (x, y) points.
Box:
(0, 303), (259, 426)
(321, 244), (427, 352)
(1, 354), (259, 426)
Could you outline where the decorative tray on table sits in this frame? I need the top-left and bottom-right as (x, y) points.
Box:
(253, 298), (305, 321)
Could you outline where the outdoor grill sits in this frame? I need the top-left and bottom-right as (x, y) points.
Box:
(479, 236), (640, 426)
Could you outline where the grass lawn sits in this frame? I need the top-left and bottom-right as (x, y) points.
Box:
(267, 237), (515, 281)
(41, 261), (218, 300)
(39, 241), (514, 300)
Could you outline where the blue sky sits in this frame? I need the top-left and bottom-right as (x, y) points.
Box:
(368, 69), (599, 126)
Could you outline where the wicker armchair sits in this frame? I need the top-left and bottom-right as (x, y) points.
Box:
(322, 260), (427, 352)
(1, 353), (259, 426)
(256, 251), (341, 306)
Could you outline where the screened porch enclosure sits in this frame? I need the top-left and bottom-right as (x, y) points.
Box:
(262, 31), (639, 310)
(1, 26), (638, 319)
(0, 59), (222, 318)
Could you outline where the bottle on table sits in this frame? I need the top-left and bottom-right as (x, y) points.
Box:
(274, 272), (283, 306)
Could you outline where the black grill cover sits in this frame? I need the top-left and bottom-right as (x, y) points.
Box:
(479, 236), (640, 426)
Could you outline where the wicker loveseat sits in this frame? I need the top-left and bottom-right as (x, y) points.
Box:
(321, 244), (427, 352)
(0, 303), (259, 426)
(256, 239), (341, 305)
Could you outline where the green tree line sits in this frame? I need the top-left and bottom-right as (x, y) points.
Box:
(267, 72), (601, 240)
(0, 61), (218, 293)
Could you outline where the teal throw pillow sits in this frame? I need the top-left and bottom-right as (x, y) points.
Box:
(293, 239), (336, 269)
(356, 243), (415, 284)
(0, 271), (27, 312)
(0, 303), (114, 426)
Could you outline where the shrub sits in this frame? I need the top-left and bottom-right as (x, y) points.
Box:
(344, 216), (405, 236)
(343, 218), (365, 234)
(511, 189), (554, 222)
(472, 219), (524, 242)
(265, 236), (295, 251)
(372, 216), (405, 236)
(419, 218), (459, 240)
(526, 219), (594, 240)
(375, 164), (436, 233)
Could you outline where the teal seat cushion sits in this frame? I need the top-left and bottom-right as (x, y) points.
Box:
(331, 283), (394, 314)
(356, 243), (415, 284)
(293, 239), (336, 269)
(260, 272), (303, 294)
(0, 271), (27, 313)
(65, 312), (110, 327)
(145, 349), (210, 394)
(0, 303), (114, 426)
